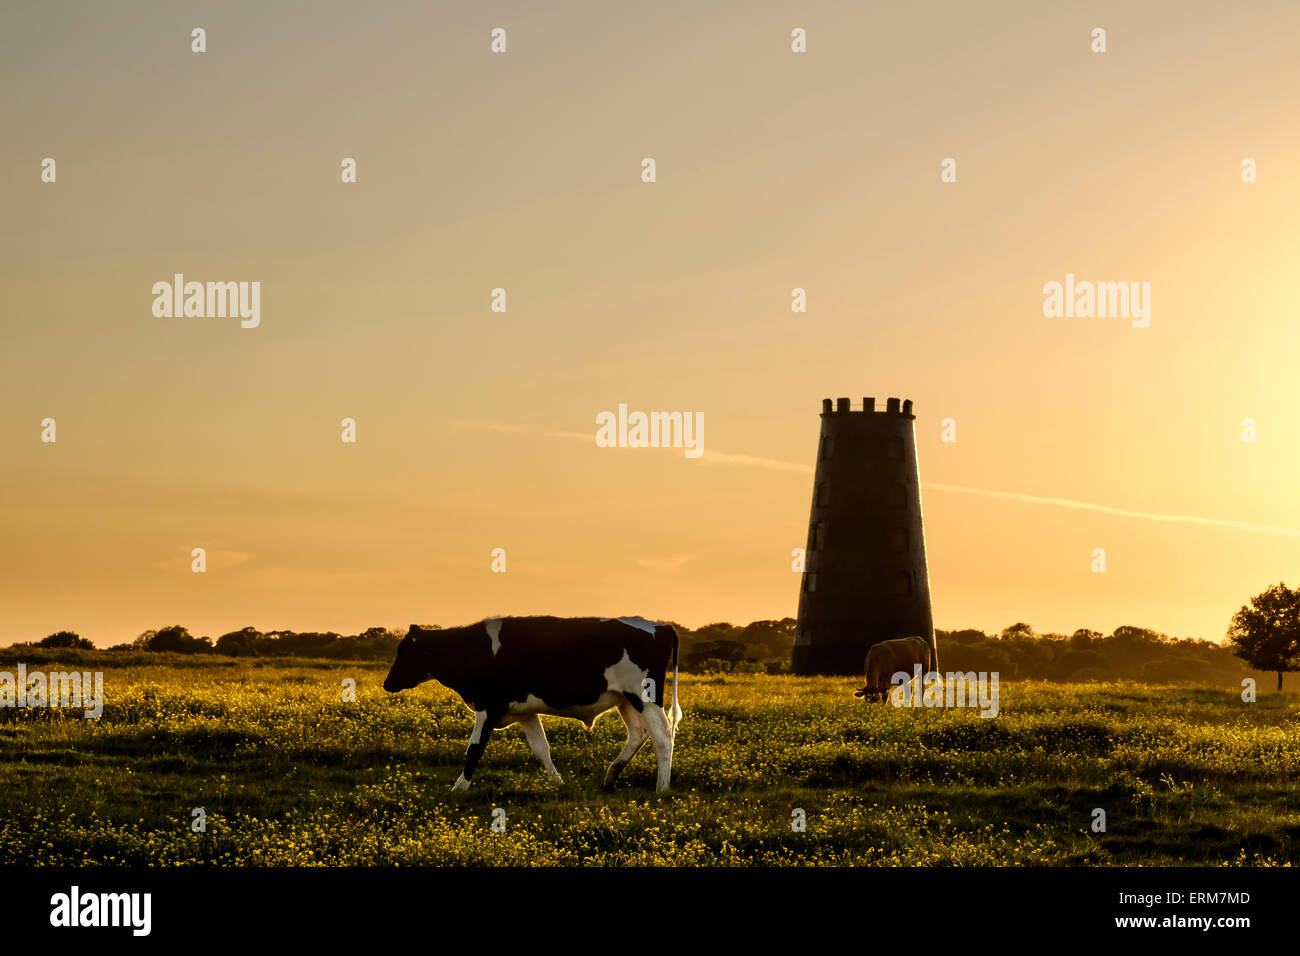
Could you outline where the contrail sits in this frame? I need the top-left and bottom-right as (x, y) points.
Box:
(456, 419), (1300, 537)
(694, 449), (813, 473)
(921, 482), (1300, 537)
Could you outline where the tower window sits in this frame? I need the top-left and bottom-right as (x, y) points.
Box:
(816, 482), (830, 507)
(890, 528), (907, 552)
(804, 572), (818, 593)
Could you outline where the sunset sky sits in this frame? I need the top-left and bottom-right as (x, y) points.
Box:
(3, 1), (1299, 646)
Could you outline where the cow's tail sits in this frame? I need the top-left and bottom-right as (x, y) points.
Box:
(668, 625), (683, 734)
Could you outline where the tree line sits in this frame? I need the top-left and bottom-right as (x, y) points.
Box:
(10, 582), (1299, 686)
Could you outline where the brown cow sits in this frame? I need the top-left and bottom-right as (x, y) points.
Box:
(853, 635), (938, 703)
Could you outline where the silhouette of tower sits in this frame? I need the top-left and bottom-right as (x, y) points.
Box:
(792, 397), (935, 675)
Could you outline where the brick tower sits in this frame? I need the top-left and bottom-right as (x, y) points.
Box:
(792, 396), (936, 675)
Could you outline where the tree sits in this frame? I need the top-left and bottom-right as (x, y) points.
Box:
(999, 622), (1035, 642)
(937, 628), (989, 644)
(215, 626), (263, 656)
(1227, 583), (1300, 691)
(739, 619), (796, 658)
(37, 630), (94, 650)
(1111, 625), (1167, 643)
(133, 625), (213, 654)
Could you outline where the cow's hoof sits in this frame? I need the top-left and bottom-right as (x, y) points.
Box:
(450, 774), (471, 793)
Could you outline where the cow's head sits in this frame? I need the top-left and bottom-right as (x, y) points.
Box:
(382, 625), (442, 693)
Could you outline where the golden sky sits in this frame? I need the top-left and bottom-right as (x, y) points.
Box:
(3, 1), (1299, 646)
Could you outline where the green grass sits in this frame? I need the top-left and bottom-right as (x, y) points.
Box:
(1, 659), (1298, 865)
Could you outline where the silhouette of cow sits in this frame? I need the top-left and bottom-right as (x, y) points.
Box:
(854, 636), (937, 703)
(383, 616), (682, 792)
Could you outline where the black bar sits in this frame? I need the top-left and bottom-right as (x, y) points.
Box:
(2, 866), (1275, 943)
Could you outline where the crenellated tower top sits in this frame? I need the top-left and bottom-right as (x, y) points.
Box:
(821, 397), (915, 418)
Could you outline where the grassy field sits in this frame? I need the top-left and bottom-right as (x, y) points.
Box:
(1, 657), (1298, 865)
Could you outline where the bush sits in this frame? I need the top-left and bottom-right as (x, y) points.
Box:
(36, 631), (94, 650)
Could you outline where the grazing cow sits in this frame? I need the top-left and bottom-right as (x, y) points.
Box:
(854, 635), (938, 703)
(382, 615), (683, 792)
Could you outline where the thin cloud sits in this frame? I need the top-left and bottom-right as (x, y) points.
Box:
(542, 429), (595, 442)
(636, 554), (694, 572)
(922, 482), (1300, 537)
(463, 420), (812, 471)
(457, 420), (1300, 537)
(695, 450), (813, 473)
(452, 420), (535, 434)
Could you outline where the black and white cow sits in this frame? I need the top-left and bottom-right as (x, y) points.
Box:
(382, 615), (683, 792)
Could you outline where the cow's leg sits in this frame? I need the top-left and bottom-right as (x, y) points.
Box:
(641, 702), (675, 793)
(519, 714), (563, 785)
(602, 698), (648, 790)
(452, 707), (502, 792)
